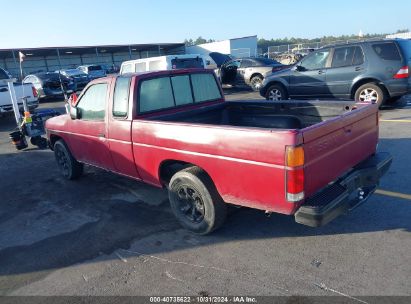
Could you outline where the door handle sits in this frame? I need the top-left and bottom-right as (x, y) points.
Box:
(98, 133), (105, 138)
(355, 67), (363, 71)
(0, 88), (8, 92)
(318, 70), (325, 75)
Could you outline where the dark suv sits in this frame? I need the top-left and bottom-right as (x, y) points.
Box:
(260, 39), (411, 107)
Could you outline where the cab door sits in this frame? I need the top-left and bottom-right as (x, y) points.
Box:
(66, 80), (115, 170)
(106, 76), (141, 179)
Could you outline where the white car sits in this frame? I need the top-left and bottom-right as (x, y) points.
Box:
(119, 54), (207, 74)
(77, 65), (106, 80)
(0, 67), (38, 116)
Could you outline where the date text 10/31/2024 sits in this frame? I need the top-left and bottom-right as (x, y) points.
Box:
(149, 296), (257, 303)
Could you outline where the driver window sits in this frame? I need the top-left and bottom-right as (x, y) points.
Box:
(77, 83), (107, 120)
(299, 50), (330, 70)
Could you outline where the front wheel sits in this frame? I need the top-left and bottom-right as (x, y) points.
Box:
(54, 140), (83, 180)
(168, 167), (227, 235)
(265, 84), (288, 101)
(354, 83), (386, 108)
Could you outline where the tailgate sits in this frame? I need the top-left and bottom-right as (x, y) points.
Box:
(302, 104), (379, 198)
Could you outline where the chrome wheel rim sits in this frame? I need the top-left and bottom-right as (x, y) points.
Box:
(176, 185), (205, 223)
(359, 88), (378, 103)
(268, 89), (282, 101)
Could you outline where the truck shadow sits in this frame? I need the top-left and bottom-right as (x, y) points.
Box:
(0, 137), (409, 291)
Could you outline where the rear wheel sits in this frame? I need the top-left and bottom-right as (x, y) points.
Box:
(354, 83), (386, 108)
(168, 167), (227, 235)
(250, 75), (263, 91)
(54, 140), (83, 180)
(265, 84), (288, 101)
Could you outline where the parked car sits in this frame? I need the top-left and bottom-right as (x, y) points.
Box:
(46, 69), (391, 234)
(101, 64), (120, 74)
(1, 67), (38, 115)
(210, 53), (288, 91)
(77, 64), (106, 80)
(119, 54), (207, 74)
(23, 72), (75, 99)
(260, 39), (411, 107)
(56, 69), (90, 91)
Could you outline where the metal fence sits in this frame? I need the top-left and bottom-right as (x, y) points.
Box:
(266, 36), (387, 58)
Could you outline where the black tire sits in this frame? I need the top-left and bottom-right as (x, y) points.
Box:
(54, 140), (83, 180)
(265, 83), (288, 101)
(354, 83), (386, 108)
(30, 136), (48, 149)
(168, 166), (227, 235)
(250, 75), (263, 91)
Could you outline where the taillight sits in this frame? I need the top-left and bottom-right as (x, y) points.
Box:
(285, 146), (305, 202)
(393, 66), (409, 79)
(31, 86), (38, 97)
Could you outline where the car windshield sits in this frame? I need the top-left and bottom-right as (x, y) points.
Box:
(88, 65), (102, 71)
(62, 69), (84, 76)
(37, 73), (66, 81)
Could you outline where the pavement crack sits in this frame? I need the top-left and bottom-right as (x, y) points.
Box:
(121, 249), (289, 295)
(314, 282), (368, 304)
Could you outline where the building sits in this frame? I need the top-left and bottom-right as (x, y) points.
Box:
(185, 35), (258, 58)
(0, 43), (185, 78)
(386, 32), (411, 39)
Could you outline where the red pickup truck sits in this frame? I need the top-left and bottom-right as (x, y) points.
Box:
(46, 69), (392, 234)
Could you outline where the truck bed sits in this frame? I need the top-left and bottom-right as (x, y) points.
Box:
(150, 100), (361, 130)
(133, 100), (378, 214)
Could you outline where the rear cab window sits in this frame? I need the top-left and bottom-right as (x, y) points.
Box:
(372, 42), (402, 61)
(171, 57), (204, 69)
(138, 72), (221, 114)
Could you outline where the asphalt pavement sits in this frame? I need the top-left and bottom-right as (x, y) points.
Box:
(0, 91), (410, 298)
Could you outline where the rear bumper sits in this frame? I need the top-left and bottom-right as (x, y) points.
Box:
(294, 152), (392, 227)
(0, 100), (39, 113)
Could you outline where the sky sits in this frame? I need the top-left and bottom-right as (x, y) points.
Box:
(2, 0), (411, 48)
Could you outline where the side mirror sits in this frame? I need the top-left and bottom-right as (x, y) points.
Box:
(293, 65), (305, 72)
(69, 106), (79, 120)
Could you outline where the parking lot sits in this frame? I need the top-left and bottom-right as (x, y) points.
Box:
(0, 90), (410, 298)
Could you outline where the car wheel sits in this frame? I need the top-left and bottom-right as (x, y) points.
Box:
(168, 167), (227, 235)
(265, 84), (287, 101)
(250, 75), (263, 91)
(355, 83), (386, 108)
(54, 140), (83, 180)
